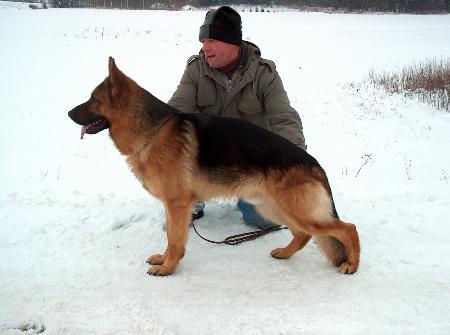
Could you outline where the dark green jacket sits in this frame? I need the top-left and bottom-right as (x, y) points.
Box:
(168, 41), (306, 149)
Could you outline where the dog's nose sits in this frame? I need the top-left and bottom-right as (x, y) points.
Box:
(68, 108), (76, 121)
(68, 105), (83, 123)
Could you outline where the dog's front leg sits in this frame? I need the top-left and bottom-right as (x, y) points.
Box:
(146, 211), (169, 266)
(147, 200), (193, 276)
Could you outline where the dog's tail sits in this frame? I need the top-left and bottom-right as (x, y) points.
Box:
(314, 198), (348, 266)
(314, 236), (348, 266)
(311, 167), (349, 266)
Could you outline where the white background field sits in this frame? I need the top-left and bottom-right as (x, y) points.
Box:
(1, 3), (449, 334)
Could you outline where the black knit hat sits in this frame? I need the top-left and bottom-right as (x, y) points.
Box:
(199, 6), (242, 46)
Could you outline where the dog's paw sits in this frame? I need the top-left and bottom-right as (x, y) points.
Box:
(146, 254), (165, 265)
(147, 265), (174, 276)
(339, 262), (358, 274)
(270, 247), (291, 259)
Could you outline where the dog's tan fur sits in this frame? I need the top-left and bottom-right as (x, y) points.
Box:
(68, 58), (360, 276)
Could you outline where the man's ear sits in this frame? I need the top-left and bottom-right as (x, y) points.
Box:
(108, 56), (125, 98)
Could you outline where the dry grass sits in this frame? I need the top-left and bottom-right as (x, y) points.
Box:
(368, 58), (450, 112)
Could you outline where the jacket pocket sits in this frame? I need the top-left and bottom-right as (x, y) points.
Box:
(238, 89), (263, 115)
(196, 79), (217, 110)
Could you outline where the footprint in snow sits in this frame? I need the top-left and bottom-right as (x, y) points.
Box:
(0, 320), (46, 334)
(111, 213), (146, 230)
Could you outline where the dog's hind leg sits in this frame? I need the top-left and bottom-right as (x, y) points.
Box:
(264, 173), (360, 273)
(297, 220), (360, 274)
(251, 200), (312, 259)
(271, 213), (359, 273)
(147, 198), (194, 276)
(293, 220), (359, 274)
(270, 232), (311, 259)
(285, 217), (360, 274)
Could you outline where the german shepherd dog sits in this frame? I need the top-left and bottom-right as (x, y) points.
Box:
(68, 57), (360, 276)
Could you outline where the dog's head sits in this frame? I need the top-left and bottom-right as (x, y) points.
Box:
(68, 57), (131, 139)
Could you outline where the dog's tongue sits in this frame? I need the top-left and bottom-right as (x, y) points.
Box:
(80, 126), (88, 139)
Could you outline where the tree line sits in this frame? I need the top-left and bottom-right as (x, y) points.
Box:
(49, 0), (450, 13)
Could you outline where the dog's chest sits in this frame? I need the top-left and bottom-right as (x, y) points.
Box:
(126, 154), (165, 198)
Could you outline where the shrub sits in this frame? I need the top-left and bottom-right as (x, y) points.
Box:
(368, 58), (450, 112)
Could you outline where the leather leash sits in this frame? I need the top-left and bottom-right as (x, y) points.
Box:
(191, 222), (288, 245)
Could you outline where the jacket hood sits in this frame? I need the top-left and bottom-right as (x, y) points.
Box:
(243, 40), (261, 57)
(241, 41), (261, 69)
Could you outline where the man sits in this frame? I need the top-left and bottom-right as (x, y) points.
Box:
(168, 6), (306, 229)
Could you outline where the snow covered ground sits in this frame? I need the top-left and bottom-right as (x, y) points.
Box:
(1, 3), (450, 334)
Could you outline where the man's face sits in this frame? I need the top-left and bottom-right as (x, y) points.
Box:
(201, 39), (240, 69)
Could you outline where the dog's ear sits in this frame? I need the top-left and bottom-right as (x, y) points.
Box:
(108, 57), (118, 78)
(108, 57), (126, 99)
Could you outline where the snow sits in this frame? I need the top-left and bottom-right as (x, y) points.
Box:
(1, 2), (450, 334)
